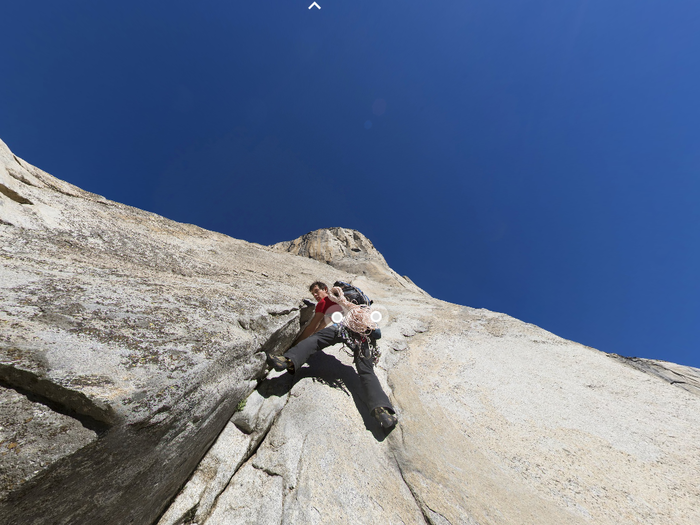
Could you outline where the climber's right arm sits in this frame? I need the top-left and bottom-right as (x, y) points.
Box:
(294, 311), (325, 344)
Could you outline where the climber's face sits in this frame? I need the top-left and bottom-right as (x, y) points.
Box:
(310, 285), (328, 302)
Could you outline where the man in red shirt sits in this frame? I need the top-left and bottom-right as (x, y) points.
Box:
(291, 281), (340, 344)
(268, 281), (397, 429)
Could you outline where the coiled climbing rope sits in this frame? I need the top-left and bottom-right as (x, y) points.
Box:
(327, 286), (377, 335)
(327, 286), (381, 364)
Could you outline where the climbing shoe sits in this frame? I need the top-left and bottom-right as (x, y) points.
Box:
(268, 354), (294, 373)
(372, 407), (398, 429)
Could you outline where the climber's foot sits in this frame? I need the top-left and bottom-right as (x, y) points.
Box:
(268, 354), (294, 373)
(372, 407), (398, 429)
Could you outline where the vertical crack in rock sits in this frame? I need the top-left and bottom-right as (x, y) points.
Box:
(269, 433), (308, 524)
(153, 311), (303, 525)
(0, 364), (114, 433)
(394, 461), (457, 525)
(281, 451), (303, 525)
(389, 420), (471, 525)
(157, 368), (295, 525)
(392, 454), (431, 525)
(202, 396), (290, 522)
(291, 434), (308, 492)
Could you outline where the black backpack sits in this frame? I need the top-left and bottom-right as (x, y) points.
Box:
(333, 281), (373, 306)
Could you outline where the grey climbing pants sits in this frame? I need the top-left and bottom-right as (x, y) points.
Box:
(284, 324), (394, 415)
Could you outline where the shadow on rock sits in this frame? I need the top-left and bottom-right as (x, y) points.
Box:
(256, 371), (295, 399)
(257, 351), (392, 441)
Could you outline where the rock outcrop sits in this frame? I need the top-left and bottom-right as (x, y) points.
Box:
(2, 139), (699, 524)
(270, 227), (428, 295)
(609, 354), (700, 397)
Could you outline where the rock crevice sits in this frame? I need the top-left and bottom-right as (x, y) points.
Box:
(608, 354), (700, 397)
(0, 183), (32, 205)
(0, 365), (112, 434)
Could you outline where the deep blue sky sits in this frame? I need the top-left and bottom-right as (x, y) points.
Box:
(2, 1), (699, 367)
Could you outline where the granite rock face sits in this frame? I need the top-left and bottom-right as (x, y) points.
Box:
(609, 354), (700, 397)
(0, 385), (96, 499)
(270, 227), (429, 295)
(162, 277), (700, 525)
(0, 138), (346, 524)
(2, 138), (700, 525)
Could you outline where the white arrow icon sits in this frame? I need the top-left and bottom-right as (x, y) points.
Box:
(309, 2), (321, 9)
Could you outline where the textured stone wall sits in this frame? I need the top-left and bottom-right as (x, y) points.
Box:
(2, 139), (699, 525)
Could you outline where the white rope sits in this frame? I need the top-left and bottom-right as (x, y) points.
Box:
(326, 286), (377, 335)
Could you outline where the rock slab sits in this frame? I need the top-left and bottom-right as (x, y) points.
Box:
(2, 138), (700, 525)
(0, 138), (348, 524)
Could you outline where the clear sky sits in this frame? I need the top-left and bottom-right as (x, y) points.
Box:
(2, 1), (699, 368)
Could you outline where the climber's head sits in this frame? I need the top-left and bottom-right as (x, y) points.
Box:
(309, 281), (328, 301)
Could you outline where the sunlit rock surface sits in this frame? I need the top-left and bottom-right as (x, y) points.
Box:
(2, 138), (699, 524)
(0, 138), (345, 524)
(270, 227), (429, 295)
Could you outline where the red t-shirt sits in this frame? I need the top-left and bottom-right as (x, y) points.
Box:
(315, 296), (337, 314)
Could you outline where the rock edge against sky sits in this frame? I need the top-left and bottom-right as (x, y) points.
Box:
(1, 139), (699, 524)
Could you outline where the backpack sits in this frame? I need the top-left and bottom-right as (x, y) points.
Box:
(333, 281), (373, 306)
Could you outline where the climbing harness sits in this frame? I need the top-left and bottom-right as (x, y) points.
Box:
(336, 323), (381, 364)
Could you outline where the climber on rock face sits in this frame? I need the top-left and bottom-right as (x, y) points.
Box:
(292, 281), (338, 344)
(268, 281), (398, 429)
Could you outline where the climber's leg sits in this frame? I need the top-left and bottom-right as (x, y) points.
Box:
(354, 343), (396, 427)
(283, 325), (343, 373)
